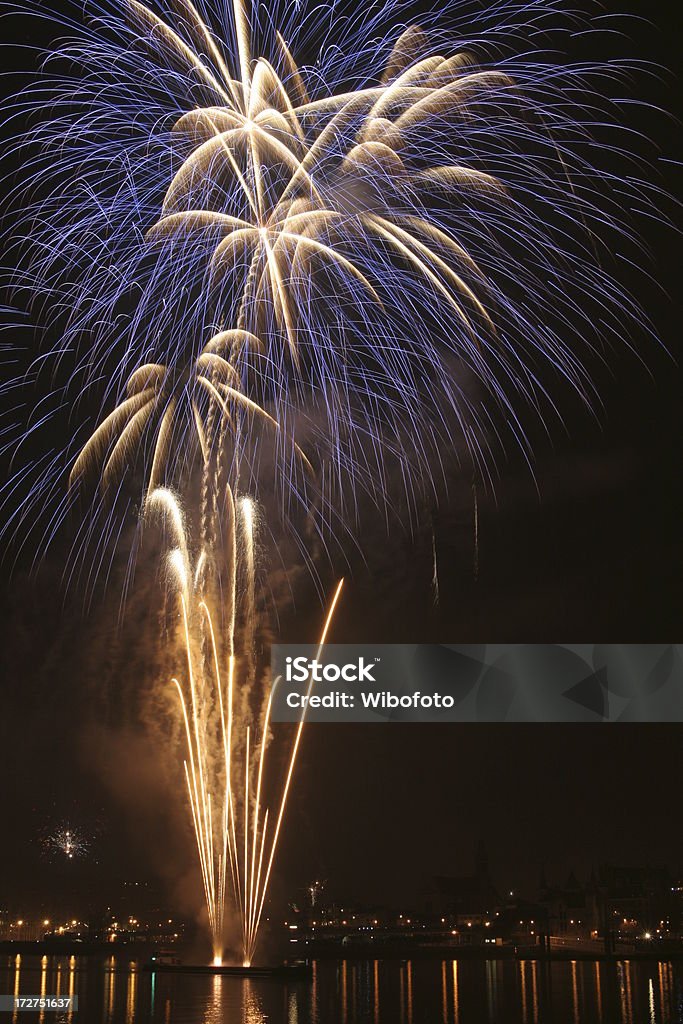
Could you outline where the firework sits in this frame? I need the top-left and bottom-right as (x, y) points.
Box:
(1, 0), (658, 561)
(68, 331), (312, 497)
(308, 878), (325, 908)
(148, 485), (342, 965)
(41, 824), (91, 862)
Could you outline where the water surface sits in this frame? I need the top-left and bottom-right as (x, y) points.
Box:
(2, 954), (681, 1023)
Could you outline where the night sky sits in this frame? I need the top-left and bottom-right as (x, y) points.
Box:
(0, 0), (681, 924)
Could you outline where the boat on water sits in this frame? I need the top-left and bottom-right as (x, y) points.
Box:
(149, 949), (182, 967)
(147, 955), (312, 980)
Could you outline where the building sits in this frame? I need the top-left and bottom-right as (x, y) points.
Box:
(539, 869), (600, 939)
(422, 841), (501, 933)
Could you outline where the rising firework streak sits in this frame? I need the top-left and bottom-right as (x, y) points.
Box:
(148, 486), (343, 965)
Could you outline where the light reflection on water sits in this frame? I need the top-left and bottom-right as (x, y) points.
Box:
(1, 954), (681, 1023)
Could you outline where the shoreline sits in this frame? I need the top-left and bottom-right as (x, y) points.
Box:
(1, 940), (682, 964)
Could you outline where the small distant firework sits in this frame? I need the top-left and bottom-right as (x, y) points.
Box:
(41, 824), (90, 862)
(308, 879), (326, 908)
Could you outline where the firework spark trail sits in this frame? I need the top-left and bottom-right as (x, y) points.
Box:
(149, 486), (342, 965)
(239, 496), (257, 676)
(247, 576), (344, 964)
